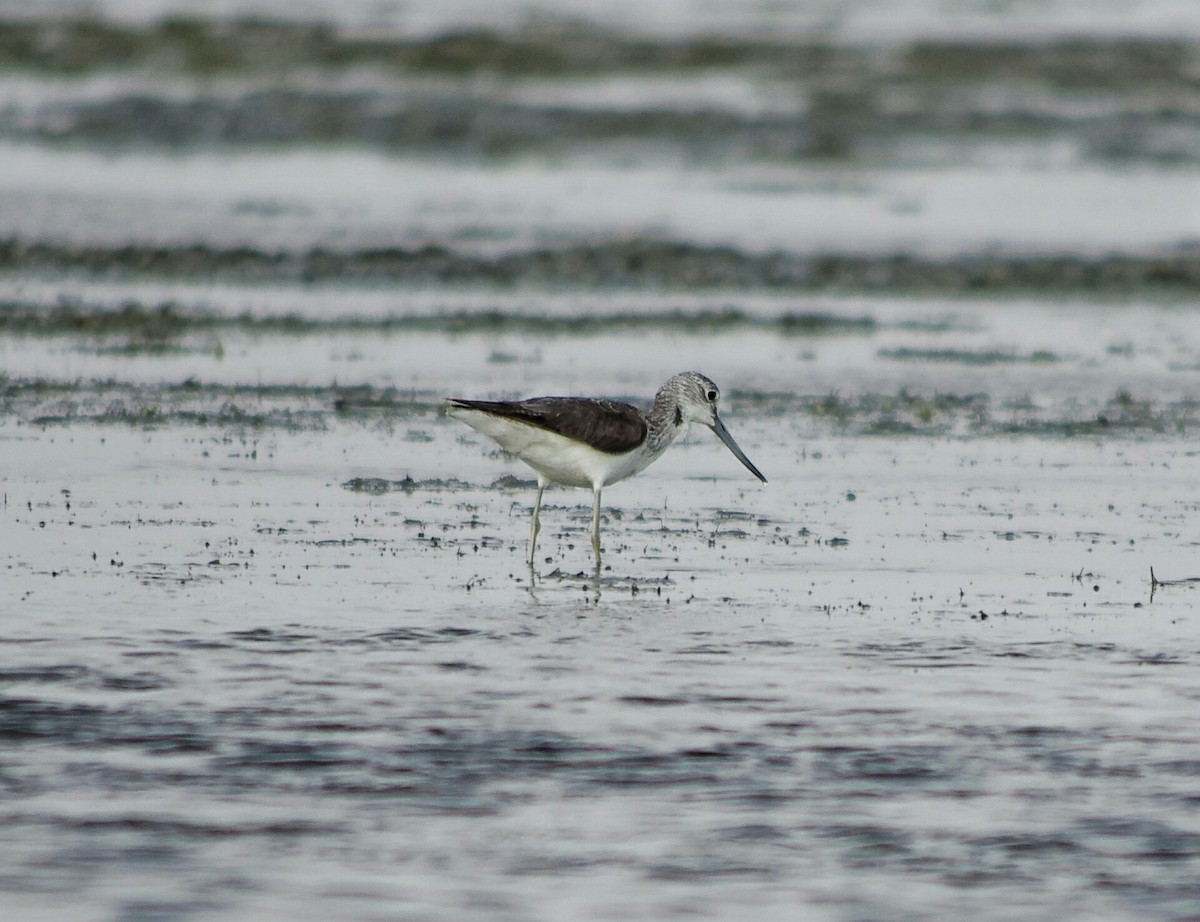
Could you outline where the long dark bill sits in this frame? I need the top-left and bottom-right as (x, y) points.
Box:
(711, 415), (768, 483)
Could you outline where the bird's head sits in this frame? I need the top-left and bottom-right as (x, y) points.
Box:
(661, 372), (767, 483)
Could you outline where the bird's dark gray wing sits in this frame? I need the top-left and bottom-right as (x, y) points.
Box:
(447, 397), (647, 454)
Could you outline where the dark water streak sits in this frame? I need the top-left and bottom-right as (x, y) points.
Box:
(6, 238), (1200, 291)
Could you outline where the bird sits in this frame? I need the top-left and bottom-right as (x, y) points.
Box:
(445, 371), (766, 566)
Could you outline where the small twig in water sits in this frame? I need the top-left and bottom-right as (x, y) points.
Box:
(1150, 566), (1200, 589)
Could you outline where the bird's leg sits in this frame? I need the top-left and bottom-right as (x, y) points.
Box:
(590, 488), (602, 566)
(528, 479), (546, 566)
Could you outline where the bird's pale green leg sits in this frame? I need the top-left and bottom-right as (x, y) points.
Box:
(590, 488), (602, 565)
(528, 479), (546, 566)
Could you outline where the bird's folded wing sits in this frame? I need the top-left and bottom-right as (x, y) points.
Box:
(448, 397), (647, 454)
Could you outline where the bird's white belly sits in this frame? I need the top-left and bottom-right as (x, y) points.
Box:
(450, 409), (658, 489)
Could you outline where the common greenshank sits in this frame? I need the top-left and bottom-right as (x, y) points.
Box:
(446, 371), (766, 566)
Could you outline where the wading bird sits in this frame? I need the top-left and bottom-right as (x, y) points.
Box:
(446, 371), (766, 566)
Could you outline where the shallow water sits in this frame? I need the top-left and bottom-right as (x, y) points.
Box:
(5, 316), (1200, 921)
(4, 2), (1200, 920)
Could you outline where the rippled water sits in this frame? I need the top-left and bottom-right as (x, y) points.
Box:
(5, 329), (1200, 920)
(4, 2), (1200, 920)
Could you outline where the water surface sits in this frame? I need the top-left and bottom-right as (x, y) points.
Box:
(3, 3), (1200, 920)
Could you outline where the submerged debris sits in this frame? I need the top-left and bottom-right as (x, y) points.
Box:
(341, 476), (471, 494)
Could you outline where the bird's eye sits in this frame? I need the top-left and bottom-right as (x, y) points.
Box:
(706, 389), (718, 402)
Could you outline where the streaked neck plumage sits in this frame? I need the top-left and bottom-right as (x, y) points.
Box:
(642, 376), (693, 458)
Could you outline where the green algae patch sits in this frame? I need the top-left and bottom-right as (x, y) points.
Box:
(0, 298), (878, 340)
(6, 240), (1200, 295)
(878, 348), (1060, 365)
